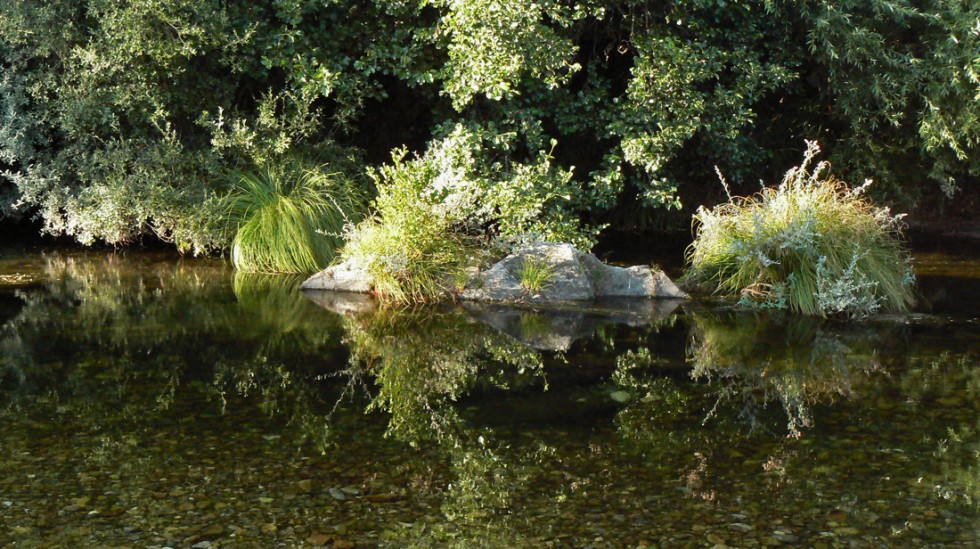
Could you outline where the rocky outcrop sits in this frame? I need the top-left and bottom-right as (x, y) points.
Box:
(459, 242), (687, 303)
(299, 260), (373, 293)
(300, 242), (688, 304)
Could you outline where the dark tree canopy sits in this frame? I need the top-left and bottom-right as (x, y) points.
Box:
(2, 0), (978, 250)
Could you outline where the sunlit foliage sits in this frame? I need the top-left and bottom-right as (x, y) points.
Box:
(685, 142), (916, 317)
(1, 0), (977, 248)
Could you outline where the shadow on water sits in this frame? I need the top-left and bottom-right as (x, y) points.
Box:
(0, 249), (978, 546)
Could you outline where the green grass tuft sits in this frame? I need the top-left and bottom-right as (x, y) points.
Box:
(337, 148), (474, 305)
(518, 258), (555, 293)
(684, 141), (916, 318)
(223, 163), (364, 274)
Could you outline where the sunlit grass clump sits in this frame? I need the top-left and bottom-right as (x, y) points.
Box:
(684, 141), (915, 318)
(518, 258), (555, 293)
(224, 163), (364, 274)
(339, 151), (472, 305)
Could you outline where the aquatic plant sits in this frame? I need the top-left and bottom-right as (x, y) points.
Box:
(223, 163), (364, 274)
(684, 141), (916, 318)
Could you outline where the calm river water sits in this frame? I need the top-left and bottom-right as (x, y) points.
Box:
(1, 236), (978, 547)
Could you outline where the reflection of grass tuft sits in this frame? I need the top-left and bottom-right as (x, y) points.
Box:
(232, 272), (308, 333)
(517, 312), (552, 340)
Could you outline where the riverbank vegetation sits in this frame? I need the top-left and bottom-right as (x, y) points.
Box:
(684, 142), (916, 317)
(223, 162), (364, 274)
(337, 126), (594, 304)
(2, 1), (977, 258)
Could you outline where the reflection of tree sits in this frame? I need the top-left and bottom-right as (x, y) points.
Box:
(901, 351), (980, 508)
(338, 306), (558, 546)
(0, 253), (345, 452)
(686, 311), (887, 437)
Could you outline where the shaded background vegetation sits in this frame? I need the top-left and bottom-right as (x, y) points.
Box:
(2, 0), (978, 251)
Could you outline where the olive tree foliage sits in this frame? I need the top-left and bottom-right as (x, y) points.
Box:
(0, 0), (426, 251)
(1, 0), (977, 251)
(422, 0), (803, 212)
(804, 0), (980, 202)
(1, 1), (232, 249)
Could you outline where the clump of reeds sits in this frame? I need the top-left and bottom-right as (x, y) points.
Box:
(684, 141), (915, 318)
(223, 163), (363, 274)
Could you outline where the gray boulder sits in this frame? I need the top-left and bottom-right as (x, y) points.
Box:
(460, 242), (594, 302)
(460, 242), (686, 303)
(299, 260), (373, 293)
(581, 253), (687, 299)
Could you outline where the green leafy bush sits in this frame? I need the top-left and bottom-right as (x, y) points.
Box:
(223, 162), (364, 274)
(339, 125), (597, 305)
(684, 142), (916, 318)
(3, 0), (978, 248)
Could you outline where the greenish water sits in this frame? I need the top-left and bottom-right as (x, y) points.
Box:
(1, 243), (979, 547)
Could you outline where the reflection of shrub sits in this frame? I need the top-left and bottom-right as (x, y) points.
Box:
(687, 311), (885, 436)
(684, 142), (915, 318)
(340, 307), (544, 440)
(223, 162), (364, 274)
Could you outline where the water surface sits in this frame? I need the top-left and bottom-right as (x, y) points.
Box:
(1, 241), (978, 547)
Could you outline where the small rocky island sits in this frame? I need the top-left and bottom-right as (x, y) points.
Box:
(301, 242), (687, 303)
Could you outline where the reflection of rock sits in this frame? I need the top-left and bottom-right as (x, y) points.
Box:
(302, 291), (378, 316)
(302, 289), (682, 351)
(463, 298), (683, 351)
(299, 260), (372, 292)
(0, 274), (36, 288)
(461, 242), (687, 303)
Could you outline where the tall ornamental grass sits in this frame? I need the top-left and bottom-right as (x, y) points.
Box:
(224, 164), (364, 274)
(684, 141), (915, 318)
